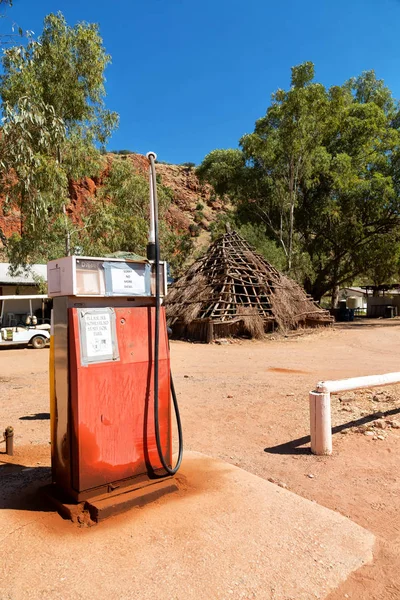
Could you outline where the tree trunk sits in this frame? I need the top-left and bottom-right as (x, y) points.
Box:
(63, 203), (71, 256)
(288, 201), (294, 271)
(303, 276), (313, 296)
(331, 284), (340, 309)
(58, 146), (71, 257)
(288, 163), (294, 271)
(20, 192), (25, 236)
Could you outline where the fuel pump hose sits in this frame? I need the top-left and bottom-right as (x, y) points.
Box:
(147, 152), (183, 476)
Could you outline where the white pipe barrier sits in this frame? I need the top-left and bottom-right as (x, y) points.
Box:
(310, 371), (400, 455)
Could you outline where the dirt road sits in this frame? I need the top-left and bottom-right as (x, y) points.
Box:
(2, 319), (400, 598)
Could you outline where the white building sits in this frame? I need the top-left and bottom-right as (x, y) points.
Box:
(0, 263), (50, 326)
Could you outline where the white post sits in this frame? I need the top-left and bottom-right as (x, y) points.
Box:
(309, 391), (332, 455)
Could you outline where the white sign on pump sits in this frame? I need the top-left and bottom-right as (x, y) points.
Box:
(110, 266), (146, 295)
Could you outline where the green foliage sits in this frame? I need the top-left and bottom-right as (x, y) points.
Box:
(347, 70), (397, 117)
(358, 233), (400, 287)
(157, 180), (174, 205)
(80, 158), (193, 273)
(181, 162), (195, 169)
(209, 213), (234, 240)
(193, 199), (207, 226)
(194, 210), (204, 224)
(189, 223), (201, 237)
(198, 63), (400, 304)
(0, 12), (118, 267)
(0, 10), (193, 274)
(1, 12), (118, 143)
(6, 212), (73, 266)
(158, 223), (193, 275)
(209, 214), (286, 272)
(31, 271), (48, 294)
(237, 223), (287, 272)
(239, 61), (333, 270)
(80, 159), (149, 256)
(0, 96), (68, 262)
(296, 71), (400, 300)
(111, 149), (135, 155)
(196, 149), (245, 197)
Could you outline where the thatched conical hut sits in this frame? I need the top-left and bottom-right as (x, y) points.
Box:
(165, 231), (332, 342)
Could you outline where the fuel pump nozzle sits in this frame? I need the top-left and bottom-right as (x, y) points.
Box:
(147, 151), (183, 476)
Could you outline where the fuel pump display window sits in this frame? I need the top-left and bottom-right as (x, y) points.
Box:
(103, 261), (151, 296)
(78, 307), (120, 365)
(75, 259), (106, 296)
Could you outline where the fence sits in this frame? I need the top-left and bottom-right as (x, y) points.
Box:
(310, 372), (400, 455)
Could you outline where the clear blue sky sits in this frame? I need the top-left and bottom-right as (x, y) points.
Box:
(2, 0), (400, 164)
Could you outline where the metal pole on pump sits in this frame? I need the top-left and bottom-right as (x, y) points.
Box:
(146, 151), (183, 476)
(146, 152), (157, 262)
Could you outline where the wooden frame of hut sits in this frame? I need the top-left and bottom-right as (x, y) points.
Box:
(166, 231), (333, 342)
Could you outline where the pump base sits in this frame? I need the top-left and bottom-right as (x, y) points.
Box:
(42, 478), (178, 524)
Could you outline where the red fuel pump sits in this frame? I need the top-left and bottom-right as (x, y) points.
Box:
(47, 153), (182, 518)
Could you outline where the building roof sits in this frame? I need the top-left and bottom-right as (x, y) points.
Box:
(341, 286), (366, 295)
(0, 263), (47, 285)
(362, 284), (400, 294)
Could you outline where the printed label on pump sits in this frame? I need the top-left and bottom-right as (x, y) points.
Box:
(78, 307), (119, 365)
(85, 312), (113, 358)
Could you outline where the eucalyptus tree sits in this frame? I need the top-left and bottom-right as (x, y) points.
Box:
(0, 12), (118, 265)
(198, 63), (400, 305)
(298, 72), (400, 303)
(197, 63), (332, 271)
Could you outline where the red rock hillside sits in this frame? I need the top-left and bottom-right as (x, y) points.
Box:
(0, 153), (227, 254)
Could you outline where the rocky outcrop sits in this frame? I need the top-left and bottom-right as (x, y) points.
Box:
(155, 163), (211, 211)
(0, 154), (226, 258)
(0, 153), (226, 252)
(0, 211), (20, 240)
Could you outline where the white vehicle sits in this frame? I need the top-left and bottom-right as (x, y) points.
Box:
(0, 295), (51, 349)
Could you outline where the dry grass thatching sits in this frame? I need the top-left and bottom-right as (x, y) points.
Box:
(269, 275), (329, 332)
(166, 272), (213, 325)
(165, 231), (332, 341)
(235, 306), (265, 339)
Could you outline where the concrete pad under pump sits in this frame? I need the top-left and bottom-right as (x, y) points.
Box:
(0, 452), (374, 600)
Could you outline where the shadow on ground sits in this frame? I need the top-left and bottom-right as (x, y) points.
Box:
(335, 319), (400, 330)
(264, 406), (400, 455)
(19, 413), (50, 421)
(0, 462), (52, 511)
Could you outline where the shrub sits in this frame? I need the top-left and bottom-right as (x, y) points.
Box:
(110, 149), (134, 155)
(189, 223), (201, 237)
(194, 211), (204, 223)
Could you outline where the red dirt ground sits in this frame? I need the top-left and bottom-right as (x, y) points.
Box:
(2, 318), (400, 598)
